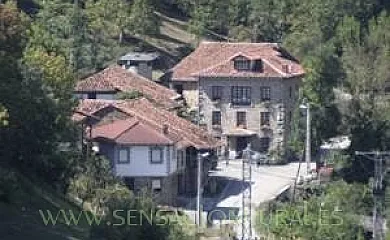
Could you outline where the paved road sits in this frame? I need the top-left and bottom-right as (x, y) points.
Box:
(181, 160), (315, 239)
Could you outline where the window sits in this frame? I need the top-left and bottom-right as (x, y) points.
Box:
(231, 86), (251, 105)
(277, 111), (284, 123)
(118, 147), (130, 164)
(259, 138), (270, 152)
(385, 87), (390, 95)
(260, 87), (271, 101)
(260, 112), (270, 126)
(211, 86), (223, 100)
(234, 59), (251, 71)
(87, 92), (97, 99)
(150, 146), (164, 164)
(212, 111), (221, 126)
(289, 86), (292, 98)
(252, 60), (264, 72)
(174, 84), (183, 95)
(124, 177), (135, 189)
(236, 111), (247, 127)
(177, 150), (185, 169)
(151, 178), (162, 193)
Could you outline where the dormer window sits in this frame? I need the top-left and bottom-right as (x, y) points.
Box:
(252, 59), (264, 72)
(234, 57), (251, 71)
(233, 56), (264, 72)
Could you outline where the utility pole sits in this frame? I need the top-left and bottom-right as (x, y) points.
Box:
(196, 152), (202, 228)
(300, 99), (311, 175)
(355, 151), (390, 240)
(242, 144), (252, 240)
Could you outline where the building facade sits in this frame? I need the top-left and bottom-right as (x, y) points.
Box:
(168, 42), (305, 159)
(74, 99), (220, 205)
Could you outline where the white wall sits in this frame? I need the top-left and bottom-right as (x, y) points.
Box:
(114, 145), (179, 177)
(74, 93), (116, 100)
(74, 93), (88, 99)
(96, 94), (115, 100)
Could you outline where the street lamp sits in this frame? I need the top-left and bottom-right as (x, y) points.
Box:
(300, 98), (311, 175)
(196, 151), (209, 229)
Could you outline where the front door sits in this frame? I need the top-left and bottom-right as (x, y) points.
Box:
(236, 137), (248, 158)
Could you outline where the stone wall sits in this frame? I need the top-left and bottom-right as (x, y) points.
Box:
(133, 175), (178, 206)
(199, 77), (301, 156)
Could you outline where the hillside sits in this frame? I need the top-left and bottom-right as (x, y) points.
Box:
(0, 167), (91, 240)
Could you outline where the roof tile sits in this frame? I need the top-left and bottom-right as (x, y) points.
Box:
(75, 99), (220, 149)
(171, 41), (305, 81)
(75, 65), (180, 109)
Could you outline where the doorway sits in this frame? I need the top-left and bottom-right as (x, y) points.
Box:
(236, 137), (248, 158)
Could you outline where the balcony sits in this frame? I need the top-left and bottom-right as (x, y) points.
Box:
(212, 124), (222, 130)
(211, 99), (222, 106)
(260, 124), (272, 130)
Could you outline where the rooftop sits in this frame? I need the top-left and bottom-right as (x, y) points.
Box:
(75, 65), (180, 109)
(119, 52), (159, 62)
(170, 41), (305, 81)
(91, 118), (174, 145)
(75, 98), (221, 150)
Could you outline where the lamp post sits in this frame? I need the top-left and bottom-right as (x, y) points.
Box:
(196, 151), (209, 229)
(300, 98), (311, 175)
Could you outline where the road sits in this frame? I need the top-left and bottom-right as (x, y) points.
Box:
(181, 159), (315, 239)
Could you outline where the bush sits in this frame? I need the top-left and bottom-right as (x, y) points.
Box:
(0, 168), (20, 203)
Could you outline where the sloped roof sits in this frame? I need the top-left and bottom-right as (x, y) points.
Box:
(119, 52), (159, 62)
(91, 118), (174, 145)
(75, 99), (221, 150)
(171, 41), (305, 81)
(75, 65), (180, 109)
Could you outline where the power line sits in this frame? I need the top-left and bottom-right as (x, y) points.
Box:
(242, 145), (252, 240)
(355, 151), (390, 240)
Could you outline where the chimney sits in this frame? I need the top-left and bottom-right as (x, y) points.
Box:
(162, 124), (169, 135)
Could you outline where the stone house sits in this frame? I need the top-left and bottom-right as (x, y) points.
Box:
(117, 52), (159, 80)
(166, 42), (305, 159)
(75, 65), (181, 111)
(74, 98), (220, 205)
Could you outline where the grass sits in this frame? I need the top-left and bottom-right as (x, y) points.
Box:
(0, 168), (91, 240)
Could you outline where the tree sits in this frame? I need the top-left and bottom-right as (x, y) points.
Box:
(0, 2), (79, 189)
(0, 1), (25, 127)
(189, 0), (230, 41)
(129, 0), (160, 36)
(249, 0), (289, 42)
(259, 181), (369, 240)
(338, 13), (390, 183)
(27, 0), (90, 73)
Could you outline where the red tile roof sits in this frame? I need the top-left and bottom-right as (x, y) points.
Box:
(91, 118), (174, 145)
(75, 65), (181, 109)
(75, 99), (221, 150)
(171, 41), (305, 81)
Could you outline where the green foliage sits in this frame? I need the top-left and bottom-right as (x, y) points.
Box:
(336, 13), (390, 183)
(258, 181), (370, 239)
(117, 90), (144, 100)
(90, 189), (195, 240)
(68, 154), (118, 208)
(129, 0), (160, 36)
(27, 0), (90, 73)
(249, 0), (290, 42)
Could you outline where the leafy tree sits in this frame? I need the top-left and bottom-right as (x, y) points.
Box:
(0, 2), (79, 189)
(129, 0), (160, 36)
(258, 181), (369, 239)
(338, 13), (390, 183)
(249, 0), (289, 42)
(27, 0), (90, 73)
